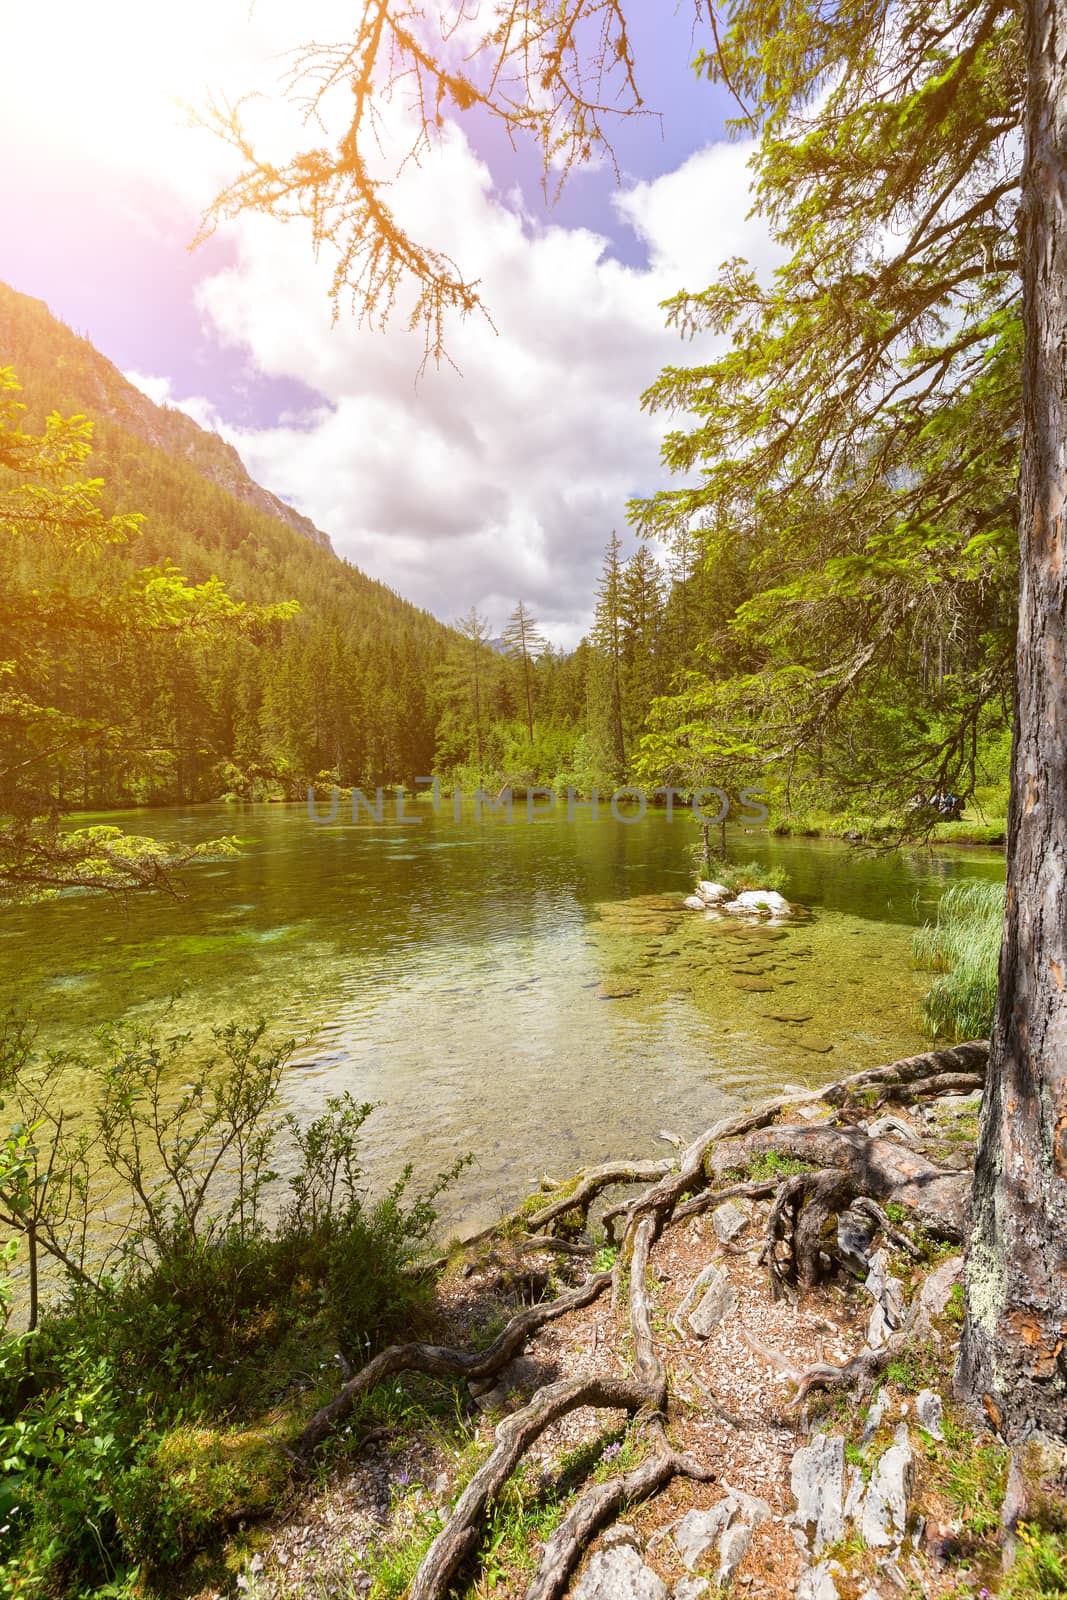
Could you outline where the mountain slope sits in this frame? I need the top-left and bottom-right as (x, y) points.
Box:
(0, 283), (332, 551)
(0, 280), (453, 804)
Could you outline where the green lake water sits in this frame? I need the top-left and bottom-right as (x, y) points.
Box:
(0, 802), (1005, 1233)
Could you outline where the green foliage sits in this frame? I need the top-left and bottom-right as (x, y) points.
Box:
(1005, 1524), (1067, 1597)
(626, 0), (1020, 820)
(0, 1017), (464, 1593)
(878, 1343), (941, 1396)
(703, 860), (789, 897)
(913, 880), (1004, 1039)
(0, 354), (283, 900)
(734, 1150), (814, 1183)
(920, 1408), (1008, 1546)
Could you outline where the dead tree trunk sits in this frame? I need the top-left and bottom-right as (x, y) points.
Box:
(959, 0), (1067, 1438)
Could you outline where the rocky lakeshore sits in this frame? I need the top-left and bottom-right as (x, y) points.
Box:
(207, 1041), (1064, 1600)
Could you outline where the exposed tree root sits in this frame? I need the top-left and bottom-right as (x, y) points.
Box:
(408, 1373), (655, 1600)
(743, 1301), (922, 1408)
(764, 1169), (857, 1297)
(296, 1271), (612, 1458)
(287, 1041), (987, 1594)
(409, 1216), (713, 1600)
(710, 1123), (967, 1237)
(892, 1070), (985, 1103)
(822, 1040), (988, 1108)
(850, 1196), (923, 1259)
(788, 1304), (921, 1408)
(520, 1159), (675, 1234)
(605, 1094), (823, 1253)
(524, 1423), (715, 1600)
(656, 1176), (780, 1226)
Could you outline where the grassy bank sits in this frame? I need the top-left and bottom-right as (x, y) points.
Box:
(914, 880), (1005, 1040)
(771, 801), (1008, 848)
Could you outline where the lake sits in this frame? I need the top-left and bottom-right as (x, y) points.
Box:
(0, 801), (1005, 1233)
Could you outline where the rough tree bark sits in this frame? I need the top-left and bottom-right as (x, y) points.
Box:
(959, 0), (1067, 1437)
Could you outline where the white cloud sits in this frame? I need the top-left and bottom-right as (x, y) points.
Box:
(613, 138), (774, 288)
(187, 121), (773, 644)
(124, 371), (223, 434)
(5, 3), (777, 646)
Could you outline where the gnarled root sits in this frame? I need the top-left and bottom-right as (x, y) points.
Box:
(409, 1215), (708, 1600)
(524, 1421), (714, 1600)
(711, 1123), (966, 1238)
(763, 1169), (857, 1298)
(408, 1373), (655, 1600)
(744, 1303), (921, 1408)
(296, 1270), (612, 1458)
(823, 1040), (988, 1109)
(520, 1159), (674, 1235)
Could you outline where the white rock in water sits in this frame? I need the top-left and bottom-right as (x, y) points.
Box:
(726, 889), (793, 915)
(573, 1546), (668, 1600)
(684, 895), (708, 911)
(697, 880), (731, 903)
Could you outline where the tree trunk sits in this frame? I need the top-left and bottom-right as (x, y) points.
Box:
(959, 0), (1067, 1438)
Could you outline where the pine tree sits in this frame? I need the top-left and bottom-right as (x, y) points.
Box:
(501, 601), (545, 744)
(454, 607), (493, 775)
(620, 546), (664, 740)
(589, 533), (627, 780)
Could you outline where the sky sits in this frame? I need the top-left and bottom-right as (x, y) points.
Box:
(1, 2), (777, 645)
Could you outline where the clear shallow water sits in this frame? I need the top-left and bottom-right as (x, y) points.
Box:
(0, 804), (1004, 1233)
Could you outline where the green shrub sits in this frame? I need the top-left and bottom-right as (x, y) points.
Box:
(913, 880), (1004, 1039)
(0, 1020), (467, 1594)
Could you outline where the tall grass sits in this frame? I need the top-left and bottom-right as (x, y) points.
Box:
(913, 880), (1005, 1040)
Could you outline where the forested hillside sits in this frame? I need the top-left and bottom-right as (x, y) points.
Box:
(0, 280), (1017, 826)
(0, 284), (591, 806)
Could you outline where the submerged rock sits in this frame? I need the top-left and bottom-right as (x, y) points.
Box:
(684, 895), (708, 911)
